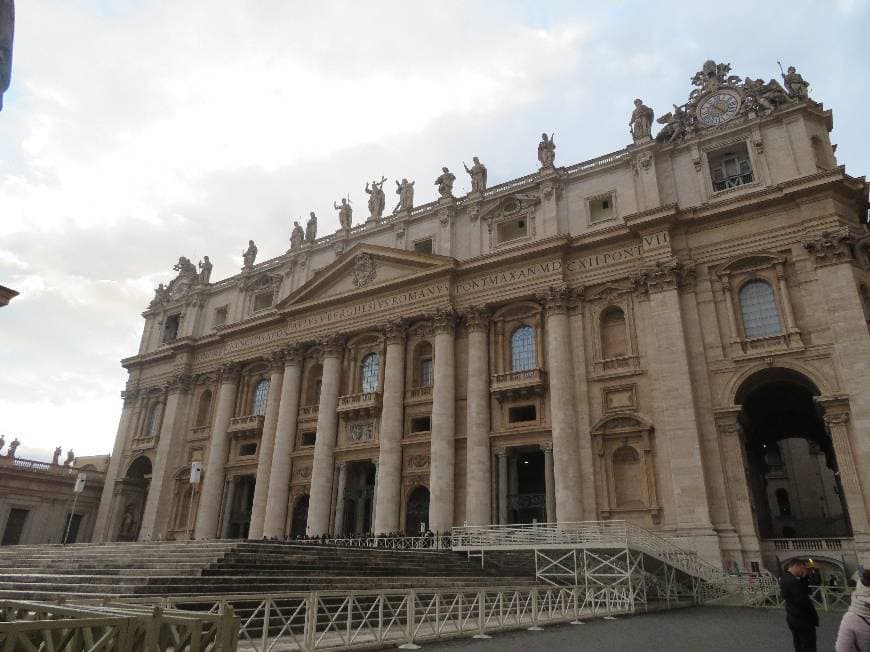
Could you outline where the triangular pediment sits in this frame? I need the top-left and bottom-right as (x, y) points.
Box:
(277, 243), (455, 310)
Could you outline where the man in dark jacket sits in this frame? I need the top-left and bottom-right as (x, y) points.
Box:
(780, 558), (819, 651)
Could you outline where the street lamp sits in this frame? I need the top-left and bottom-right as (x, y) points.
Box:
(63, 472), (87, 544)
(186, 462), (202, 540)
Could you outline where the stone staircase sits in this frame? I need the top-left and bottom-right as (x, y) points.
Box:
(0, 540), (538, 601)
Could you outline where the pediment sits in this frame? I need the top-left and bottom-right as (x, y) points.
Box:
(277, 243), (455, 309)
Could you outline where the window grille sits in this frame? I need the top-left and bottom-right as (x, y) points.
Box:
(144, 403), (162, 437)
(711, 152), (754, 191)
(511, 326), (536, 371)
(739, 280), (782, 338)
(251, 379), (270, 416)
(360, 353), (380, 393)
(418, 358), (433, 387)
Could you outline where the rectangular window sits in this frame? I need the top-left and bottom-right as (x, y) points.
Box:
(410, 415), (431, 433)
(414, 238), (433, 254)
(213, 305), (228, 328)
(708, 143), (754, 192)
(162, 314), (180, 343)
(508, 404), (537, 423)
(1, 508), (29, 546)
(253, 291), (273, 312)
(239, 443), (257, 456)
(589, 193), (615, 223)
(496, 218), (528, 245)
(300, 432), (316, 447)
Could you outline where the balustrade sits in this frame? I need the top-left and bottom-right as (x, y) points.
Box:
(227, 414), (265, 434)
(337, 392), (382, 418)
(490, 368), (547, 401)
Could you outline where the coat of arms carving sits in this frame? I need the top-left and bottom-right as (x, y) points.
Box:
(352, 253), (377, 288)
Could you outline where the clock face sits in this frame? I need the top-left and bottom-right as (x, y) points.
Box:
(697, 90), (741, 126)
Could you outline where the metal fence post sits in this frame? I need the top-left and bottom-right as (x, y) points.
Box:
(473, 589), (491, 639)
(304, 593), (318, 652)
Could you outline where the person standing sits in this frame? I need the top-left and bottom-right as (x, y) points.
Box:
(836, 569), (870, 652)
(781, 558), (819, 652)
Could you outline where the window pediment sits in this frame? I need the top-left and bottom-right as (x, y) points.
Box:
(716, 251), (786, 276)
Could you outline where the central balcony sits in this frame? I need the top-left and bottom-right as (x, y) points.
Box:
(490, 368), (548, 402)
(405, 386), (433, 402)
(227, 414), (265, 434)
(337, 392), (382, 419)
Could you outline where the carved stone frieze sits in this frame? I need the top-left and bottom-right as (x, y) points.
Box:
(405, 453), (430, 471)
(349, 421), (375, 442)
(801, 227), (854, 267)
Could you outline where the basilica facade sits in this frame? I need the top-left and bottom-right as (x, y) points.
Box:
(94, 61), (870, 574)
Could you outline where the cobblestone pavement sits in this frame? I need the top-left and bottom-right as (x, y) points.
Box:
(422, 607), (842, 652)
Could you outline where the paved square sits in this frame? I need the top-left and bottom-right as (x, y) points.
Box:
(423, 607), (842, 652)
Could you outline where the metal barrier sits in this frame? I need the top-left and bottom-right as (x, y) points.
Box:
(0, 599), (238, 651)
(125, 584), (638, 651)
(295, 534), (452, 550)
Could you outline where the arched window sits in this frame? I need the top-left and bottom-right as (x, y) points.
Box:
(360, 353), (380, 393)
(511, 326), (536, 371)
(414, 342), (433, 388)
(251, 379), (270, 416)
(776, 488), (792, 517)
(194, 390), (212, 427)
(144, 403), (162, 437)
(600, 307), (627, 359)
(739, 280), (782, 338)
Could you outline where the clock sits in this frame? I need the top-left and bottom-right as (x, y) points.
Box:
(697, 90), (741, 126)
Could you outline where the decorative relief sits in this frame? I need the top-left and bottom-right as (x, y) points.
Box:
(293, 465), (312, 481)
(602, 384), (638, 413)
(405, 454), (430, 471)
(802, 227), (854, 267)
(350, 421), (375, 442)
(352, 253), (377, 288)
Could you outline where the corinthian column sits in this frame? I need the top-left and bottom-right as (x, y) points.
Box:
(306, 336), (344, 536)
(194, 363), (241, 538)
(464, 306), (491, 525)
(374, 321), (406, 534)
(428, 309), (456, 533)
(248, 351), (286, 539)
(539, 286), (582, 522)
(93, 390), (140, 542)
(139, 373), (193, 540)
(262, 346), (305, 538)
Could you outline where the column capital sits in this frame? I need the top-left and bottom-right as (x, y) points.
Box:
(631, 257), (695, 295)
(431, 307), (456, 335)
(537, 285), (579, 315)
(219, 361), (243, 383)
(540, 442), (553, 454)
(121, 388), (139, 405)
(816, 394), (851, 424)
(165, 372), (194, 394)
(802, 227), (855, 268)
(462, 305), (490, 332)
(283, 343), (306, 365)
(319, 334), (346, 357)
(713, 406), (742, 436)
(494, 447), (508, 457)
(269, 349), (286, 372)
(382, 318), (407, 345)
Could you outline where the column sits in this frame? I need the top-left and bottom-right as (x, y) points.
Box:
(333, 462), (348, 536)
(248, 351), (286, 539)
(371, 460), (379, 531)
(93, 391), (139, 542)
(568, 297), (596, 520)
(139, 374), (192, 540)
(464, 307), (492, 526)
(539, 287), (582, 522)
(803, 230), (870, 531)
(374, 322), (406, 533)
(428, 309), (456, 533)
(713, 408), (761, 567)
(220, 477), (236, 538)
(497, 449), (508, 525)
(194, 363), (241, 538)
(640, 262), (717, 557)
(818, 399), (870, 535)
(262, 347), (304, 538)
(306, 336), (344, 536)
(775, 263), (799, 336)
(542, 444), (556, 524)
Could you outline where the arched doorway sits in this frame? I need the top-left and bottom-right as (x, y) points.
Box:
(405, 487), (430, 534)
(290, 495), (309, 538)
(116, 456), (152, 541)
(337, 461), (376, 536)
(736, 368), (851, 540)
(225, 475), (256, 539)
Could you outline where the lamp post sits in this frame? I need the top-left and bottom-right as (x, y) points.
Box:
(63, 472), (86, 544)
(186, 462), (202, 540)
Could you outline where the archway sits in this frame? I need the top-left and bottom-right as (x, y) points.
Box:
(116, 456), (152, 541)
(290, 495), (309, 538)
(735, 368), (851, 540)
(405, 487), (430, 534)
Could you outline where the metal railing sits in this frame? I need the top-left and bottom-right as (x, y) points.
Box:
(0, 599), (238, 651)
(295, 534), (453, 551)
(134, 584), (637, 652)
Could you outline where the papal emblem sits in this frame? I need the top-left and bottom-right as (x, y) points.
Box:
(352, 253), (376, 288)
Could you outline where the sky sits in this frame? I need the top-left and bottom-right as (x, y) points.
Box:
(1, 0), (869, 461)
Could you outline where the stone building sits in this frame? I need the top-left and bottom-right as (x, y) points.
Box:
(94, 60), (870, 574)
(0, 446), (106, 545)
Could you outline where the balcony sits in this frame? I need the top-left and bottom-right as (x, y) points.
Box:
(764, 538), (851, 553)
(131, 435), (158, 451)
(337, 392), (382, 419)
(405, 386), (433, 403)
(490, 368), (547, 402)
(188, 426), (209, 440)
(227, 414), (265, 434)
